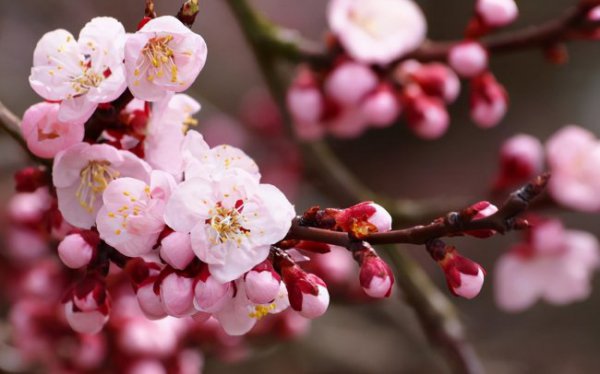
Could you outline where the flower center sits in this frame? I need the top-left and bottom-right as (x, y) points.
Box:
(207, 201), (249, 245)
(348, 9), (381, 38)
(139, 35), (179, 84)
(248, 303), (276, 319)
(76, 161), (120, 213)
(71, 62), (104, 95)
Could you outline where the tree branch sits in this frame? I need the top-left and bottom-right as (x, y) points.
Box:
(0, 100), (49, 165)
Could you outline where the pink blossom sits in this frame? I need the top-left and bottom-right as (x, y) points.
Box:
(53, 142), (151, 229)
(324, 62), (378, 106)
(448, 41), (488, 78)
(328, 0), (427, 64)
(160, 232), (195, 270)
(287, 67), (324, 136)
(495, 220), (600, 311)
(476, 0), (518, 28)
(494, 134), (544, 190)
(215, 280), (289, 336)
(243, 261), (282, 305)
(165, 169), (295, 282)
(57, 232), (96, 269)
(136, 282), (167, 320)
(470, 72), (508, 128)
(144, 94), (201, 178)
(125, 16), (207, 101)
(29, 17), (127, 123)
(21, 102), (84, 158)
(7, 187), (52, 225)
(545, 125), (600, 212)
(360, 85), (401, 127)
(119, 315), (186, 357)
(96, 170), (176, 257)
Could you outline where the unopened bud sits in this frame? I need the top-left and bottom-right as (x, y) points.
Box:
(470, 72), (508, 128)
(193, 265), (233, 313)
(448, 41), (488, 78)
(476, 0), (518, 28)
(354, 245), (394, 298)
(58, 231), (97, 269)
(282, 265), (329, 319)
(336, 201), (392, 238)
(244, 260), (282, 305)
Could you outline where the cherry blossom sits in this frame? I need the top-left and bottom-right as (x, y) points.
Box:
(545, 125), (600, 212)
(165, 169), (295, 282)
(470, 72), (508, 128)
(29, 17), (127, 123)
(125, 16), (207, 101)
(328, 0), (427, 64)
(495, 219), (600, 311)
(53, 143), (151, 229)
(494, 134), (544, 190)
(20, 102), (85, 158)
(448, 42), (488, 78)
(57, 231), (97, 269)
(96, 170), (176, 257)
(214, 280), (289, 336)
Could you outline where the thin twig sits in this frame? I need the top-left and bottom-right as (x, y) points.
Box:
(285, 174), (548, 247)
(0, 100), (49, 165)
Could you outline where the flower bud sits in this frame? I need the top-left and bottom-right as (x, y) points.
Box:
(282, 266), (329, 319)
(193, 265), (233, 313)
(64, 276), (111, 334)
(14, 167), (49, 193)
(160, 232), (195, 270)
(243, 261), (282, 305)
(448, 41), (488, 78)
(470, 72), (508, 128)
(465, 201), (499, 238)
(324, 61), (378, 106)
(336, 201), (392, 238)
(58, 231), (97, 269)
(428, 240), (485, 299)
(287, 67), (324, 126)
(159, 272), (195, 317)
(476, 0), (518, 28)
(354, 245), (394, 298)
(404, 88), (450, 140)
(360, 85), (401, 128)
(493, 134), (544, 190)
(136, 282), (167, 319)
(409, 63), (461, 103)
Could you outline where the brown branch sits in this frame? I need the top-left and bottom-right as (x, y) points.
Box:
(285, 174), (548, 247)
(0, 100), (50, 165)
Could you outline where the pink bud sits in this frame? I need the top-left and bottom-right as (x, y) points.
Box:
(465, 201), (499, 238)
(357, 251), (394, 298)
(409, 63), (461, 103)
(494, 134), (544, 189)
(430, 243), (486, 299)
(7, 188), (52, 224)
(476, 0), (518, 28)
(193, 266), (233, 313)
(243, 261), (282, 305)
(360, 85), (401, 128)
(287, 67), (324, 132)
(283, 266), (330, 319)
(127, 359), (166, 374)
(58, 232), (96, 269)
(160, 232), (195, 270)
(64, 277), (110, 334)
(136, 283), (167, 319)
(588, 6), (600, 21)
(336, 201), (392, 238)
(448, 41), (488, 78)
(159, 272), (195, 317)
(470, 73), (508, 128)
(324, 62), (378, 106)
(65, 301), (109, 335)
(405, 89), (450, 140)
(21, 102), (85, 159)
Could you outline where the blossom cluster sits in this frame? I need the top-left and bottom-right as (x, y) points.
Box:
(286, 0), (516, 140)
(17, 13), (399, 342)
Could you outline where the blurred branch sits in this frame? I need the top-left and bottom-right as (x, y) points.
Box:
(285, 174), (547, 247)
(246, 0), (600, 65)
(225, 1), (489, 373)
(0, 100), (48, 165)
(386, 248), (485, 374)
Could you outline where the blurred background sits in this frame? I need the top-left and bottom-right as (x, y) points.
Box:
(1, 0), (600, 372)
